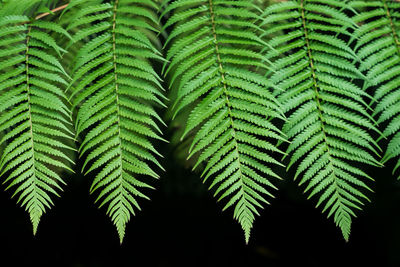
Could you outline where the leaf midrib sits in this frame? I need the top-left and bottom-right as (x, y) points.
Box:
(207, 1), (258, 239)
(111, 0), (127, 211)
(299, 0), (347, 221)
(382, 0), (400, 56)
(25, 24), (41, 233)
(207, 0), (247, 197)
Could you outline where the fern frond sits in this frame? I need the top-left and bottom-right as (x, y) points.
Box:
(68, 0), (165, 243)
(351, 0), (400, 179)
(0, 15), (74, 234)
(162, 0), (286, 243)
(262, 0), (381, 240)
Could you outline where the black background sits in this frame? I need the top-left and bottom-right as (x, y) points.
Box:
(1, 139), (400, 267)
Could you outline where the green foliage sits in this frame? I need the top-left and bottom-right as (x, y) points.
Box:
(162, 0), (286, 243)
(0, 11), (74, 233)
(67, 0), (165, 243)
(351, 0), (400, 179)
(0, 0), (399, 244)
(261, 0), (382, 240)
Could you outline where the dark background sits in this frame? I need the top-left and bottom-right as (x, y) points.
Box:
(1, 137), (400, 267)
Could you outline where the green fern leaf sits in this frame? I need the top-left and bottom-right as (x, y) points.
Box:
(262, 0), (381, 240)
(162, 0), (286, 243)
(351, 0), (400, 179)
(67, 0), (165, 243)
(0, 15), (74, 234)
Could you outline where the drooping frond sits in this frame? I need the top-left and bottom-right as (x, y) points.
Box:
(262, 0), (382, 240)
(162, 0), (286, 243)
(67, 0), (165, 243)
(351, 0), (400, 179)
(0, 15), (74, 233)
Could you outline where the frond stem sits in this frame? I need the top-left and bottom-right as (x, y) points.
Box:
(35, 3), (69, 20)
(20, 3), (69, 24)
(25, 25), (40, 231)
(299, 0), (345, 219)
(25, 26), (36, 177)
(112, 0), (124, 193)
(208, 0), (248, 212)
(299, 0), (328, 148)
(382, 0), (400, 54)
